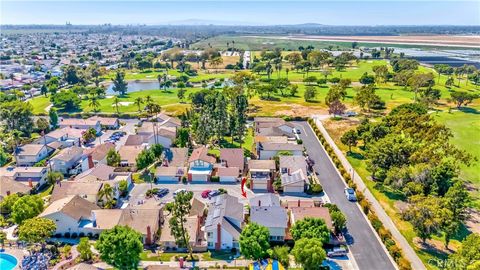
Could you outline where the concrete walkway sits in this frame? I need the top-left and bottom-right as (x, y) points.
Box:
(53, 245), (80, 270)
(312, 117), (426, 270)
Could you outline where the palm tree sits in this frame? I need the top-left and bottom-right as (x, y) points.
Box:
(89, 97), (100, 112)
(112, 96), (120, 114)
(98, 183), (115, 208)
(134, 97), (144, 112)
(145, 95), (153, 105)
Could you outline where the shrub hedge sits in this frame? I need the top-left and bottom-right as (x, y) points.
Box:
(306, 118), (412, 270)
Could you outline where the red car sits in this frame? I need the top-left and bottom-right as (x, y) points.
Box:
(201, 190), (211, 199)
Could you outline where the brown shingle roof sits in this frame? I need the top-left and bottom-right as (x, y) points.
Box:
(118, 145), (144, 164)
(290, 206), (333, 230)
(188, 146), (216, 164)
(220, 148), (244, 169)
(83, 143), (115, 161)
(50, 181), (103, 202)
(248, 160), (276, 170)
(41, 195), (100, 221)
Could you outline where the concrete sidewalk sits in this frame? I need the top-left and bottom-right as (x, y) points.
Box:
(313, 117), (426, 270)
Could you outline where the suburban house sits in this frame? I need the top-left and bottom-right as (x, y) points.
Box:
(59, 118), (101, 134)
(247, 159), (276, 191)
(155, 147), (189, 182)
(81, 143), (116, 170)
(40, 127), (84, 147)
(0, 166), (49, 187)
(257, 142), (303, 160)
(250, 205), (288, 242)
(40, 195), (100, 237)
(88, 200), (163, 245)
(160, 198), (206, 251)
(131, 127), (177, 148)
(118, 145), (145, 167)
(50, 181), (103, 203)
(279, 156), (308, 193)
(288, 204), (343, 245)
(75, 164), (133, 199)
(87, 116), (120, 129)
(0, 176), (32, 200)
(219, 148), (245, 174)
(215, 167), (240, 182)
(154, 113), (182, 128)
(249, 193), (281, 207)
(41, 195), (162, 245)
(254, 117), (295, 134)
(205, 194), (244, 251)
(15, 144), (53, 166)
(188, 146), (216, 182)
(50, 146), (84, 174)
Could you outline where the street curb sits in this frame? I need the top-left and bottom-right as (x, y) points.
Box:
(305, 120), (398, 270)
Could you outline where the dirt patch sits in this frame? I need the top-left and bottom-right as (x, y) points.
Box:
(413, 237), (457, 255)
(274, 104), (328, 117)
(322, 117), (360, 144)
(465, 208), (480, 234)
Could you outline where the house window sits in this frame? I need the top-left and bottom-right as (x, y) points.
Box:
(207, 232), (212, 237)
(281, 168), (287, 174)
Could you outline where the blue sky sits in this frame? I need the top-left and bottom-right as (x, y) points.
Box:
(1, 1), (479, 26)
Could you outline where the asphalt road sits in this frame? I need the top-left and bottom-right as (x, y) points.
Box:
(294, 121), (395, 270)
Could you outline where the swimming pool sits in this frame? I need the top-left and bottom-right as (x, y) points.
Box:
(0, 253), (18, 270)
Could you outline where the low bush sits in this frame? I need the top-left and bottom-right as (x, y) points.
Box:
(360, 199), (370, 214)
(210, 176), (220, 182)
(397, 258), (412, 270)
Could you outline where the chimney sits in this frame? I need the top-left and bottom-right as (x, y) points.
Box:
(146, 226), (152, 245)
(298, 199), (300, 207)
(88, 155), (94, 169)
(216, 223), (221, 251)
(6, 190), (10, 196)
(288, 168), (291, 175)
(28, 178), (33, 188)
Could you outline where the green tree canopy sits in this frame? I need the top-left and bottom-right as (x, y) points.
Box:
(18, 217), (56, 244)
(239, 222), (270, 260)
(95, 225), (143, 270)
(291, 238), (326, 270)
(77, 237), (93, 262)
(11, 195), (44, 224)
(290, 217), (330, 244)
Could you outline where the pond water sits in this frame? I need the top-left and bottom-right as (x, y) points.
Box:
(0, 253), (18, 270)
(106, 81), (160, 94)
(106, 79), (234, 95)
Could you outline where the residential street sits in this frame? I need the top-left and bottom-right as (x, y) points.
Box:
(293, 121), (396, 270)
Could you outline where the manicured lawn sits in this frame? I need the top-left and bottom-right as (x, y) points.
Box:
(434, 106), (480, 208)
(208, 128), (255, 157)
(140, 251), (189, 261)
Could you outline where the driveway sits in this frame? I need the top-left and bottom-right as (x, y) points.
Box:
(293, 121), (395, 270)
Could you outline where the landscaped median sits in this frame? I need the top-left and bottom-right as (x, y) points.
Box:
(307, 118), (421, 270)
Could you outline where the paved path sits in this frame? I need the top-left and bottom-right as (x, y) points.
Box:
(294, 121), (396, 270)
(310, 118), (426, 270)
(53, 245), (79, 270)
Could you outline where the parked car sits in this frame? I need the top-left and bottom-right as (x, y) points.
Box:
(208, 190), (220, 198)
(157, 188), (169, 197)
(201, 190), (212, 199)
(344, 111), (357, 117)
(173, 189), (187, 197)
(292, 128), (301, 134)
(344, 188), (357, 201)
(327, 247), (347, 257)
(113, 131), (126, 136)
